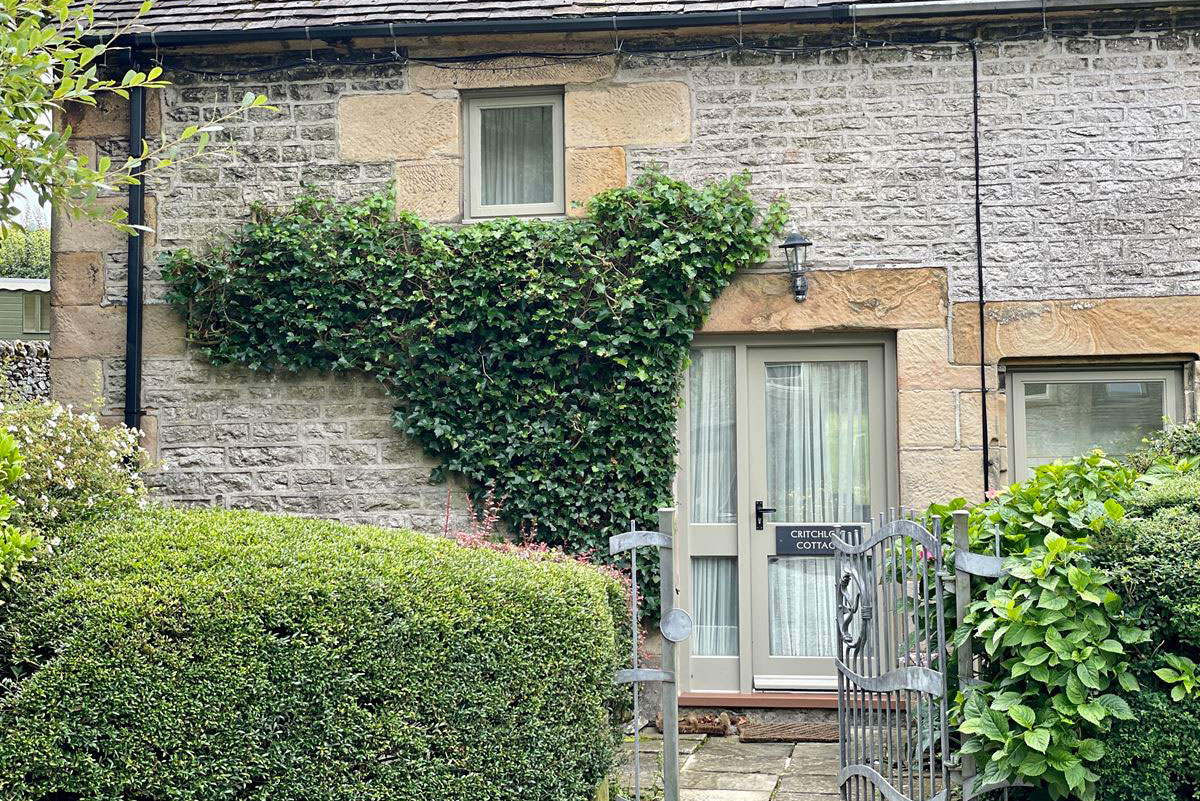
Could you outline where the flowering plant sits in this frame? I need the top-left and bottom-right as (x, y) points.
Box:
(0, 398), (149, 533)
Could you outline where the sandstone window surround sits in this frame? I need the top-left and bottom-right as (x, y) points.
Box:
(463, 90), (565, 219)
(1007, 365), (1183, 480)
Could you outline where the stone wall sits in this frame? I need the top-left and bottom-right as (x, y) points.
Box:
(49, 10), (1200, 526)
(0, 340), (50, 402)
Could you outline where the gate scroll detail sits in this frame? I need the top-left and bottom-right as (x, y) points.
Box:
(833, 512), (951, 801)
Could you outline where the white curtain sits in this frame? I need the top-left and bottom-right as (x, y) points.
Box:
(688, 348), (737, 524)
(765, 361), (870, 658)
(692, 557), (738, 656)
(480, 105), (553, 206)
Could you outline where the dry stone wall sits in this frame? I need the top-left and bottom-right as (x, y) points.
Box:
(0, 341), (50, 402)
(48, 11), (1200, 522)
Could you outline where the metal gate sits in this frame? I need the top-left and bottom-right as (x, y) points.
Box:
(833, 510), (1022, 801)
(833, 511), (951, 801)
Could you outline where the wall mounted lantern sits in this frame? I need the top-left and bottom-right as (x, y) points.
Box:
(780, 232), (813, 303)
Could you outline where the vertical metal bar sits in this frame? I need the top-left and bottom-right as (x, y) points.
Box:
(885, 514), (899, 793)
(630, 520), (640, 801)
(934, 517), (951, 793)
(124, 80), (146, 431)
(836, 524), (848, 800)
(952, 511), (974, 790)
(658, 508), (679, 801)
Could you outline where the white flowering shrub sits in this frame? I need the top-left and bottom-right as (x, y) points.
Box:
(0, 399), (148, 533)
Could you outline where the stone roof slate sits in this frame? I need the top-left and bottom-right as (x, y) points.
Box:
(92, 0), (897, 36)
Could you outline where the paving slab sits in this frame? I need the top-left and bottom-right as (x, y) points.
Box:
(680, 771), (778, 791)
(680, 790), (772, 801)
(778, 772), (839, 793)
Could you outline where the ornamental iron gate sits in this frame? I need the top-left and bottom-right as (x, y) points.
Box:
(833, 511), (951, 801)
(833, 509), (1021, 801)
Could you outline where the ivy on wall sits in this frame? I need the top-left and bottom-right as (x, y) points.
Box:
(162, 171), (787, 614)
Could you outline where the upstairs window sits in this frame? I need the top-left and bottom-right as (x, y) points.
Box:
(1008, 367), (1181, 478)
(464, 91), (564, 219)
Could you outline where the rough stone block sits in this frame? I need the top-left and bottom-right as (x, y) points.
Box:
(51, 195), (157, 255)
(49, 358), (104, 408)
(339, 92), (459, 162)
(52, 304), (185, 359)
(394, 161), (461, 222)
(51, 252), (105, 307)
(565, 147), (626, 217)
(702, 268), (948, 334)
(566, 82), (691, 147)
(409, 54), (616, 90)
(899, 390), (956, 448)
(63, 89), (162, 139)
(900, 448), (986, 509)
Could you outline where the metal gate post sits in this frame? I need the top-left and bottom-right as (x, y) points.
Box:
(658, 508), (679, 801)
(952, 509), (974, 790)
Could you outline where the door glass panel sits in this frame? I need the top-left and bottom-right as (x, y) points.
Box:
(692, 557), (738, 656)
(765, 361), (871, 522)
(1022, 379), (1164, 475)
(768, 557), (836, 657)
(765, 360), (870, 658)
(689, 348), (737, 524)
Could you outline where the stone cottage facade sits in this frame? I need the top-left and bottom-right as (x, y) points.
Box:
(55, 0), (1200, 704)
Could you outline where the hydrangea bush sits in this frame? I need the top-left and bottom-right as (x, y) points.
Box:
(0, 398), (148, 533)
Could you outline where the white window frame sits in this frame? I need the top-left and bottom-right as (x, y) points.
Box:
(1008, 366), (1182, 479)
(463, 91), (565, 220)
(22, 292), (49, 334)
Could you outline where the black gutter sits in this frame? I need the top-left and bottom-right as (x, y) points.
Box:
(124, 65), (146, 431)
(968, 40), (990, 496)
(110, 6), (853, 47)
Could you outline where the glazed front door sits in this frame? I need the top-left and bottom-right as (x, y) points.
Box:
(747, 346), (888, 690)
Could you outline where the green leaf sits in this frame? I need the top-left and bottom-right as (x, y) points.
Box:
(1024, 728), (1051, 753)
(1096, 693), (1135, 721)
(1009, 704), (1036, 729)
(1077, 702), (1108, 726)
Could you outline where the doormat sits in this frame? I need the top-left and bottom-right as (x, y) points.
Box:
(738, 722), (839, 743)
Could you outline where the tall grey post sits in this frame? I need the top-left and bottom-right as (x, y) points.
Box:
(609, 508), (689, 801)
(952, 510), (975, 785)
(657, 508), (680, 801)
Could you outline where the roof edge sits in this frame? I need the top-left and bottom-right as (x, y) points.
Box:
(104, 0), (1200, 47)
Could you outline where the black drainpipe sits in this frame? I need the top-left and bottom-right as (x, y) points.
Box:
(968, 40), (990, 495)
(124, 56), (146, 431)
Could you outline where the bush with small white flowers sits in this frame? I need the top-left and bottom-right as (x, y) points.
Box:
(0, 398), (148, 534)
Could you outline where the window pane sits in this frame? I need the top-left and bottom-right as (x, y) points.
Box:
(692, 557), (738, 656)
(765, 361), (871, 523)
(479, 105), (554, 206)
(688, 348), (736, 524)
(1022, 378), (1165, 474)
(768, 556), (836, 657)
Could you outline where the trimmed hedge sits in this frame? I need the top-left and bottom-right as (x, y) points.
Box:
(1092, 473), (1200, 799)
(0, 507), (626, 800)
(1093, 473), (1200, 651)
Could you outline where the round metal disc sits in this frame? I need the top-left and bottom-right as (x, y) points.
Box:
(659, 607), (693, 643)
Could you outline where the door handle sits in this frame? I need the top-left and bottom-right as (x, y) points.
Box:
(755, 500), (776, 531)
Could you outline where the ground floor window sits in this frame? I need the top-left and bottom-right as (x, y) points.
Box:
(1008, 366), (1182, 479)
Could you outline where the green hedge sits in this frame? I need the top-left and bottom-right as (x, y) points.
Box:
(0, 228), (50, 279)
(0, 507), (626, 800)
(1092, 473), (1200, 799)
(1093, 473), (1200, 651)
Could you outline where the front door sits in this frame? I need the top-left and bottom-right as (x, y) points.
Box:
(748, 346), (888, 690)
(680, 338), (894, 695)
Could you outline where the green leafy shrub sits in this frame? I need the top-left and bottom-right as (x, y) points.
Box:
(1098, 681), (1200, 801)
(162, 171), (786, 615)
(0, 506), (626, 800)
(1093, 473), (1200, 652)
(1125, 418), (1200, 472)
(0, 228), (49, 279)
(933, 454), (1153, 801)
(0, 430), (36, 599)
(0, 398), (148, 533)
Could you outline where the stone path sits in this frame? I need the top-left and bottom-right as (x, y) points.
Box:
(615, 733), (838, 800)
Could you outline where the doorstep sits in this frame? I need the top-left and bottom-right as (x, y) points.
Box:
(679, 691), (838, 709)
